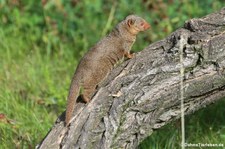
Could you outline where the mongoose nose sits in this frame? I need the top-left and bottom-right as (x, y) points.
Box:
(144, 22), (151, 30)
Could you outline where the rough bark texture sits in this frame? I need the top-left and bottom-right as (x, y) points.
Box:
(37, 8), (225, 149)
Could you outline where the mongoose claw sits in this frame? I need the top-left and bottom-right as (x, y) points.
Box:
(125, 52), (134, 59)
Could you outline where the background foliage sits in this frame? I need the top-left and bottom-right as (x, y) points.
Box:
(0, 0), (224, 148)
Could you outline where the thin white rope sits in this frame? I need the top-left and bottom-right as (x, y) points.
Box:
(180, 35), (185, 149)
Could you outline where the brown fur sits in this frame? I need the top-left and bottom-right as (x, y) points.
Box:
(65, 15), (150, 126)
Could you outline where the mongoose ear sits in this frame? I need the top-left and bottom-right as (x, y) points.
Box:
(127, 18), (135, 27)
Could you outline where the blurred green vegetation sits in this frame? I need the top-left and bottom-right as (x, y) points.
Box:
(0, 0), (224, 148)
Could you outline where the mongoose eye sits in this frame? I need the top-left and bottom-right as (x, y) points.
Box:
(140, 22), (145, 26)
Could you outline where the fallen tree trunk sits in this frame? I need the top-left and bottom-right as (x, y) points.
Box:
(37, 8), (225, 149)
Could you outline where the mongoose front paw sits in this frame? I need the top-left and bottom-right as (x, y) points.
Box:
(125, 52), (134, 59)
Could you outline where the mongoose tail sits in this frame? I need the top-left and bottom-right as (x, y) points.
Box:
(65, 77), (80, 126)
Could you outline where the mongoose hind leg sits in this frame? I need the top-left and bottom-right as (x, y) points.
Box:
(81, 94), (91, 103)
(81, 85), (96, 103)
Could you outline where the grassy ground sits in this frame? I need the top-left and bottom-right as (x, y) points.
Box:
(139, 99), (225, 149)
(0, 0), (224, 148)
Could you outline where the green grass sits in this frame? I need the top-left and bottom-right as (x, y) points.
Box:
(0, 0), (224, 148)
(139, 99), (225, 149)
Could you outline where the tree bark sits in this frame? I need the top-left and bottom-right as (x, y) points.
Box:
(37, 8), (225, 149)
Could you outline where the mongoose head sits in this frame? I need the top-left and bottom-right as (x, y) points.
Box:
(125, 15), (150, 35)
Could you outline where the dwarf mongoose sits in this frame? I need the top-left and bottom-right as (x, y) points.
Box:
(65, 15), (150, 126)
